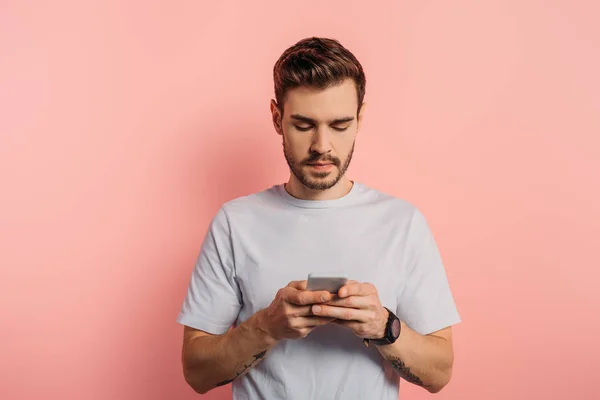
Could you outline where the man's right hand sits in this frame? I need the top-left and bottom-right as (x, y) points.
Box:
(259, 280), (334, 341)
(182, 281), (334, 394)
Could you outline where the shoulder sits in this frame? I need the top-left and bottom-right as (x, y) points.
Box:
(221, 184), (281, 211)
(210, 185), (284, 226)
(355, 182), (424, 221)
(204, 186), (281, 239)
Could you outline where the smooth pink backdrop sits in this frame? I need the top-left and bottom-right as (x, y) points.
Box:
(1, 1), (599, 399)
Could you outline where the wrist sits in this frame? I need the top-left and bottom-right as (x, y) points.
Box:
(249, 309), (278, 347)
(367, 306), (401, 346)
(376, 307), (389, 339)
(219, 311), (275, 373)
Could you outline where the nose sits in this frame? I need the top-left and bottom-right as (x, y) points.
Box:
(310, 127), (332, 154)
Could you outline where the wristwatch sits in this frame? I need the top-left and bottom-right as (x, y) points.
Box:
(364, 307), (401, 346)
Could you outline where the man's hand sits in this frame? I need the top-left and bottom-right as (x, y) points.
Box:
(260, 280), (334, 341)
(310, 281), (388, 339)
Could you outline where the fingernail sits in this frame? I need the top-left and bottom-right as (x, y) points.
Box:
(313, 305), (321, 313)
(339, 289), (346, 297)
(321, 294), (328, 302)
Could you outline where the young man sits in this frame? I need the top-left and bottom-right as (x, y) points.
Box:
(177, 37), (461, 399)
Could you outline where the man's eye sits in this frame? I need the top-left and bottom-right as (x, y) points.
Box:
(332, 126), (349, 132)
(294, 125), (313, 131)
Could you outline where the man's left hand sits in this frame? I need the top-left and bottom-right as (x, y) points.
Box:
(310, 281), (388, 339)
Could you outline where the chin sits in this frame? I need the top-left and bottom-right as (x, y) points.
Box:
(292, 164), (343, 191)
(304, 176), (341, 191)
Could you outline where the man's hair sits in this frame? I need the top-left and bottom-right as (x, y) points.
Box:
(273, 37), (366, 113)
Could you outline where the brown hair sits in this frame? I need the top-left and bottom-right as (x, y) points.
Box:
(273, 37), (366, 114)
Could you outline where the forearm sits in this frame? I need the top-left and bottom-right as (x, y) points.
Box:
(376, 322), (454, 393)
(182, 311), (276, 394)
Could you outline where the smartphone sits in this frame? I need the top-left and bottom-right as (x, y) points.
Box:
(306, 273), (348, 293)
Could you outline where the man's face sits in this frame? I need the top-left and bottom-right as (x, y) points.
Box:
(272, 79), (363, 191)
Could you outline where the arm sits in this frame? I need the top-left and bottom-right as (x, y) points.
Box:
(374, 314), (454, 393)
(312, 283), (455, 394)
(179, 209), (335, 394)
(181, 280), (333, 394)
(378, 209), (459, 392)
(182, 310), (275, 394)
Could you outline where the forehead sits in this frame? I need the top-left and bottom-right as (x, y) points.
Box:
(282, 79), (358, 120)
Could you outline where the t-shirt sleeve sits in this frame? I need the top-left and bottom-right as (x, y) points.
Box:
(396, 209), (461, 335)
(177, 206), (242, 334)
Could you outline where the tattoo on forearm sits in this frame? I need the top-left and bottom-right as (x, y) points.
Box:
(215, 378), (234, 387)
(387, 356), (428, 387)
(215, 350), (267, 387)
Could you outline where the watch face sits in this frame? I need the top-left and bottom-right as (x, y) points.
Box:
(391, 319), (401, 337)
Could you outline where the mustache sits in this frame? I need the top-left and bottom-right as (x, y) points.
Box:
(304, 154), (340, 166)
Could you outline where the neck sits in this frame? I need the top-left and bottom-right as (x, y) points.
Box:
(284, 175), (354, 201)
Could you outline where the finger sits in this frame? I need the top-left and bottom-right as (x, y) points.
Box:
(289, 290), (331, 306)
(287, 280), (308, 290)
(332, 319), (361, 331)
(296, 316), (335, 327)
(297, 327), (313, 337)
(288, 305), (313, 317)
(285, 289), (331, 306)
(311, 305), (371, 321)
(325, 295), (371, 309)
(338, 282), (375, 298)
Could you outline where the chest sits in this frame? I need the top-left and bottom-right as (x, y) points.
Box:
(230, 209), (412, 321)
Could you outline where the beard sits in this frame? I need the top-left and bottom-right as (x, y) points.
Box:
(282, 136), (355, 191)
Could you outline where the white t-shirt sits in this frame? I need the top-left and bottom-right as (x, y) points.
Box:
(177, 181), (461, 399)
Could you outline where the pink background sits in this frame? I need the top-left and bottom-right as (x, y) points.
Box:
(1, 1), (599, 399)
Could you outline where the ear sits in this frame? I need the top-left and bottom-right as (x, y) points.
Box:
(270, 99), (283, 136)
(356, 102), (367, 133)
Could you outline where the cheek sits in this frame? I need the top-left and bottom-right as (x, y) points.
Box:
(285, 135), (310, 154)
(334, 135), (356, 154)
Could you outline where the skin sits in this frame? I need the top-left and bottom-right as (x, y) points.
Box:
(270, 79), (365, 201)
(312, 280), (454, 393)
(181, 79), (455, 394)
(182, 281), (333, 394)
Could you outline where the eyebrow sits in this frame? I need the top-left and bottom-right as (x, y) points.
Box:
(290, 114), (355, 124)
